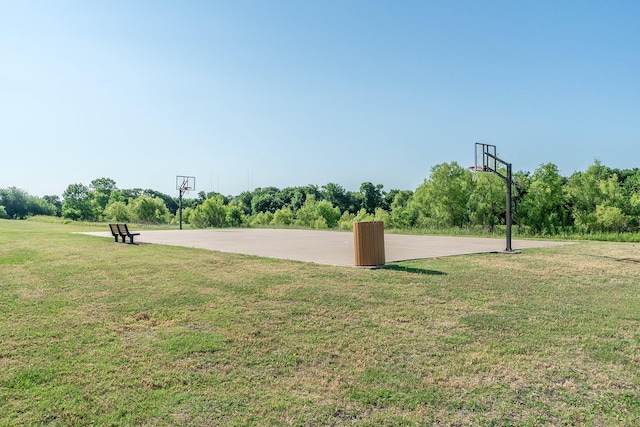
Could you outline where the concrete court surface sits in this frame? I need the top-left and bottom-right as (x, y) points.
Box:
(84, 228), (565, 267)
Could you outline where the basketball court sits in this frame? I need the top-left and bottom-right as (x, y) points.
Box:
(85, 152), (565, 266)
(83, 228), (565, 267)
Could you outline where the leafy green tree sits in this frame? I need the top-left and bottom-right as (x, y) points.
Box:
(251, 187), (285, 214)
(62, 183), (97, 221)
(315, 200), (341, 228)
(171, 207), (193, 226)
(144, 189), (179, 215)
(359, 182), (384, 214)
(233, 191), (253, 215)
(389, 190), (416, 229)
(322, 183), (358, 213)
(128, 195), (170, 223)
(287, 187), (310, 212)
(373, 207), (390, 226)
(28, 198), (57, 217)
(91, 178), (117, 211)
(412, 162), (473, 228)
(292, 195), (340, 229)
(519, 163), (568, 234)
(353, 208), (375, 223)
(565, 161), (607, 226)
(0, 187), (29, 218)
(338, 211), (356, 230)
(467, 172), (505, 232)
(225, 202), (246, 227)
(103, 201), (130, 222)
(512, 171), (532, 230)
(594, 205), (627, 232)
(271, 207), (294, 225)
(118, 188), (144, 204)
(0, 187), (55, 219)
(565, 161), (624, 232)
(295, 194), (318, 227)
(0, 205), (8, 219)
(621, 170), (640, 229)
(43, 195), (62, 217)
(107, 190), (126, 204)
(189, 195), (227, 227)
(251, 211), (274, 226)
(382, 189), (400, 211)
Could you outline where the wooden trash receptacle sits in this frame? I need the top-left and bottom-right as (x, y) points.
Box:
(353, 221), (385, 267)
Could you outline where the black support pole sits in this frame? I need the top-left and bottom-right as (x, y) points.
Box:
(179, 188), (183, 230)
(505, 162), (513, 252)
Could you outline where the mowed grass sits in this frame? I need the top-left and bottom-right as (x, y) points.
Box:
(1, 220), (639, 426)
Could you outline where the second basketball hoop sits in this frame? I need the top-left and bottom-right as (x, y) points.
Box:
(176, 175), (196, 230)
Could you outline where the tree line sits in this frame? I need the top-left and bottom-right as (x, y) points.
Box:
(1, 160), (639, 235)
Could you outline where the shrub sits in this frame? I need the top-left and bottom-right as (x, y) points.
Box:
(226, 203), (246, 227)
(373, 208), (390, 227)
(313, 217), (328, 229)
(251, 211), (274, 226)
(338, 211), (356, 230)
(104, 201), (130, 222)
(189, 196), (227, 228)
(315, 201), (341, 228)
(128, 195), (171, 223)
(594, 205), (627, 233)
(271, 207), (294, 226)
(171, 207), (193, 225)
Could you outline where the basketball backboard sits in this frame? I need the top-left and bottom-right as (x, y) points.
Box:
(475, 143), (497, 173)
(176, 176), (196, 193)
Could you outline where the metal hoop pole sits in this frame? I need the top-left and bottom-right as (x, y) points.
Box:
(506, 162), (513, 252)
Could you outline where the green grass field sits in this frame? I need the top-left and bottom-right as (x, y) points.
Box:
(1, 219), (639, 426)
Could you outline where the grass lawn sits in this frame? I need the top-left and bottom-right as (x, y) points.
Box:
(1, 219), (639, 426)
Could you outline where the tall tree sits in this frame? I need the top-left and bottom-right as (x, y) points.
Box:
(520, 163), (568, 234)
(90, 178), (117, 211)
(0, 187), (29, 218)
(250, 187), (284, 214)
(128, 195), (170, 223)
(189, 195), (227, 227)
(62, 183), (97, 221)
(43, 195), (62, 217)
(389, 190), (416, 228)
(467, 172), (505, 232)
(565, 161), (619, 232)
(412, 162), (473, 228)
(359, 182), (384, 214)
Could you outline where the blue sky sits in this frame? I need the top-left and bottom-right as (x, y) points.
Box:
(2, 1), (639, 198)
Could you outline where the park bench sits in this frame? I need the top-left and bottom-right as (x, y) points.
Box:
(108, 223), (140, 244)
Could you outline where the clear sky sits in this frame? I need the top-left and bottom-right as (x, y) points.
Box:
(2, 1), (639, 198)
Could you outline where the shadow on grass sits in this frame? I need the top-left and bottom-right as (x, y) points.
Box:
(385, 263), (446, 275)
(592, 255), (640, 264)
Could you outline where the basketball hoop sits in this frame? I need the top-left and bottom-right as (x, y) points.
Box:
(176, 175), (196, 230)
(473, 143), (515, 252)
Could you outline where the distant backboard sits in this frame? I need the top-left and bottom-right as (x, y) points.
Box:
(475, 143), (497, 173)
(176, 175), (196, 193)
